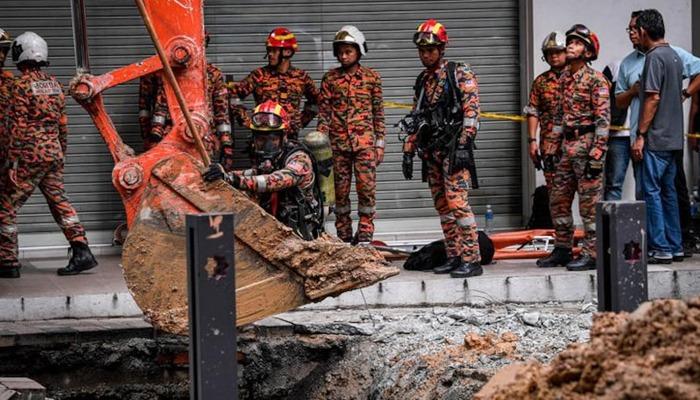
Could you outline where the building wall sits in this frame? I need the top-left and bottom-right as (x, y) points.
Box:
(530, 0), (694, 214)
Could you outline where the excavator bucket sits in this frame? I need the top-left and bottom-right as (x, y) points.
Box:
(69, 0), (398, 334)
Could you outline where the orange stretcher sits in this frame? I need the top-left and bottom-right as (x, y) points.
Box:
(491, 229), (584, 260)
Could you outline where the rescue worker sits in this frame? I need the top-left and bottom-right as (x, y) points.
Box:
(0, 28), (15, 171)
(0, 32), (98, 278)
(203, 100), (324, 240)
(318, 25), (385, 244)
(538, 24), (610, 271)
(400, 19), (482, 278)
(230, 27), (319, 140)
(147, 32), (234, 169)
(524, 31), (567, 190)
(137, 73), (161, 149)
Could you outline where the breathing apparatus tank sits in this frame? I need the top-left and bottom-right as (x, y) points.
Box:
(303, 131), (335, 209)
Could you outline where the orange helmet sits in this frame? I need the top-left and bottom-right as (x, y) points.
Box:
(249, 100), (289, 132)
(566, 24), (599, 61)
(266, 27), (298, 51)
(414, 19), (448, 47)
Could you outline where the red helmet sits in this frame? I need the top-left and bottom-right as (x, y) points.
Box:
(266, 27), (298, 51)
(249, 100), (289, 132)
(566, 24), (599, 61)
(414, 19), (448, 47)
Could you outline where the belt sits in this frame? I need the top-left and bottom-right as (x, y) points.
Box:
(563, 125), (595, 140)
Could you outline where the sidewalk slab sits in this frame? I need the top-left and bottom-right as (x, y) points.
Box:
(2, 253), (700, 323)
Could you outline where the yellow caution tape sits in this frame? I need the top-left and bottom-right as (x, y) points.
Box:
(384, 100), (700, 138)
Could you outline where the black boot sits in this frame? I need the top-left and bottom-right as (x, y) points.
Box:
(536, 247), (572, 268)
(57, 242), (98, 276)
(450, 262), (483, 278)
(566, 254), (596, 271)
(433, 257), (461, 274)
(0, 262), (20, 279)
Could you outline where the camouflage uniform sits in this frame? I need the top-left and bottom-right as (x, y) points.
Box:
(318, 65), (385, 242)
(0, 70), (14, 167)
(524, 68), (564, 189)
(230, 65), (320, 139)
(0, 69), (88, 269)
(232, 142), (321, 240)
(150, 64), (234, 169)
(137, 73), (161, 150)
(406, 60), (481, 263)
(550, 64), (610, 257)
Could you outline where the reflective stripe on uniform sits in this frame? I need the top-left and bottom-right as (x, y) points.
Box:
(440, 213), (455, 223)
(217, 123), (232, 134)
(584, 222), (596, 232)
(335, 204), (351, 215)
(522, 105), (539, 117)
(62, 215), (81, 226)
(358, 205), (375, 215)
(464, 117), (478, 128)
(456, 215), (476, 228)
(0, 224), (17, 234)
(231, 97), (242, 105)
(375, 139), (385, 149)
(139, 109), (151, 118)
(242, 169), (255, 177)
(152, 115), (166, 125)
(554, 216), (574, 226)
(254, 176), (267, 192)
(595, 127), (609, 137)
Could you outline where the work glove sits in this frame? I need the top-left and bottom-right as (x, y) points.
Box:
(220, 146), (235, 172)
(203, 163), (226, 183)
(452, 143), (472, 172)
(584, 158), (604, 180)
(402, 152), (414, 180)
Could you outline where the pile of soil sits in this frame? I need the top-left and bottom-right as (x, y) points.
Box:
(481, 297), (700, 399)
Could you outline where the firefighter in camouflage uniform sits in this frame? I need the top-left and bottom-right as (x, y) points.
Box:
(144, 32), (234, 169)
(401, 19), (483, 278)
(229, 27), (320, 140)
(137, 73), (162, 150)
(0, 32), (98, 278)
(203, 100), (324, 240)
(538, 24), (610, 271)
(318, 25), (385, 244)
(0, 28), (14, 176)
(524, 31), (568, 190)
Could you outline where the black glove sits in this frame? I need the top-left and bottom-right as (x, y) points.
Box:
(452, 144), (472, 172)
(402, 153), (414, 180)
(585, 158), (604, 179)
(203, 163), (226, 182)
(229, 173), (242, 189)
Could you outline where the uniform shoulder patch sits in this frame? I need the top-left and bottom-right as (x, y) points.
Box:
(31, 80), (62, 96)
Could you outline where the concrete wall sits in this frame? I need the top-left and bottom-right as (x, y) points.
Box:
(530, 0), (694, 212)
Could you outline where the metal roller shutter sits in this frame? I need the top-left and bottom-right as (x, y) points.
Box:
(3, 0), (522, 249)
(207, 0), (523, 229)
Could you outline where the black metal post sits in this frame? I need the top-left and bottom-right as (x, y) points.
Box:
(596, 201), (648, 312)
(70, 0), (90, 73)
(186, 214), (237, 400)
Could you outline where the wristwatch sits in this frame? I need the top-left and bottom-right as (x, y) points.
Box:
(636, 130), (647, 138)
(527, 137), (537, 143)
(682, 88), (691, 99)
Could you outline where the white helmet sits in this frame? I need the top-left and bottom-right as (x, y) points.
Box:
(12, 31), (48, 64)
(0, 29), (11, 48)
(333, 25), (367, 56)
(541, 31), (566, 55)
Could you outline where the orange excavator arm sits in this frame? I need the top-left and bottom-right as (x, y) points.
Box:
(69, 0), (398, 332)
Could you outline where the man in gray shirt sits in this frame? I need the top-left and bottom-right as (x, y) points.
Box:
(631, 9), (684, 263)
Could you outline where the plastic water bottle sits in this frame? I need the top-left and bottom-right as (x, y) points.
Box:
(485, 205), (494, 234)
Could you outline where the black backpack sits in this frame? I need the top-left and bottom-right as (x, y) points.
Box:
(526, 185), (553, 229)
(403, 231), (494, 271)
